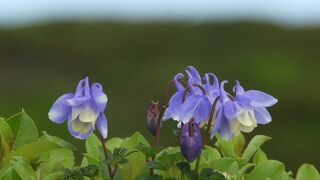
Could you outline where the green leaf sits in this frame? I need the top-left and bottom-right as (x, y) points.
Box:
(6, 110), (38, 150)
(0, 133), (11, 162)
(36, 148), (75, 179)
(157, 147), (182, 164)
(41, 172), (64, 180)
(148, 151), (183, 171)
(39, 131), (77, 151)
(0, 167), (21, 180)
(136, 143), (163, 157)
(238, 163), (254, 175)
(241, 135), (271, 162)
(11, 138), (70, 162)
(134, 174), (163, 180)
(80, 164), (99, 177)
(296, 164), (320, 180)
(85, 133), (101, 157)
(244, 160), (287, 180)
(120, 132), (150, 180)
(154, 147), (183, 178)
(199, 168), (226, 180)
(210, 158), (239, 176)
(192, 145), (221, 170)
(83, 153), (99, 165)
(253, 149), (267, 165)
(108, 147), (137, 166)
(64, 168), (84, 180)
(215, 133), (245, 158)
(0, 156), (36, 180)
(146, 161), (169, 171)
(0, 117), (14, 144)
(107, 137), (124, 151)
(176, 162), (196, 179)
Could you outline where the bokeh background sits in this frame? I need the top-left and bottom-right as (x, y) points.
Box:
(0, 0), (319, 173)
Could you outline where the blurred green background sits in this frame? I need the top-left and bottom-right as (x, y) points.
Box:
(0, 22), (319, 172)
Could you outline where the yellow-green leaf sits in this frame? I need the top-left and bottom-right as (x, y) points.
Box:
(296, 164), (320, 180)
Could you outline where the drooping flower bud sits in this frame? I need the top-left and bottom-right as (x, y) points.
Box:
(146, 101), (160, 136)
(180, 120), (202, 162)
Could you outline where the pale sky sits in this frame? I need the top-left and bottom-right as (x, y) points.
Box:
(1, 0), (320, 27)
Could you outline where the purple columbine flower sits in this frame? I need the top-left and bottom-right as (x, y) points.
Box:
(180, 67), (212, 124)
(180, 120), (202, 162)
(164, 66), (219, 127)
(211, 81), (277, 140)
(163, 73), (186, 123)
(48, 77), (108, 139)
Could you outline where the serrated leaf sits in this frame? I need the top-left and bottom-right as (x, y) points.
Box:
(199, 168), (226, 180)
(241, 135), (271, 162)
(215, 133), (245, 158)
(244, 160), (287, 180)
(154, 147), (183, 178)
(80, 164), (99, 177)
(157, 148), (183, 164)
(296, 164), (320, 180)
(146, 161), (169, 171)
(64, 168), (84, 180)
(176, 162), (196, 179)
(136, 143), (163, 157)
(6, 110), (38, 150)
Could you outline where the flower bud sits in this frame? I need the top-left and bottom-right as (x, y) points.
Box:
(180, 120), (202, 162)
(146, 101), (161, 136)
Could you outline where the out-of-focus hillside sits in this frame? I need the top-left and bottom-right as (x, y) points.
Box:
(0, 22), (319, 171)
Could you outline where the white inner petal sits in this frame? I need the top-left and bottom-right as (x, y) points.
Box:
(236, 110), (256, 126)
(71, 107), (81, 120)
(239, 123), (256, 133)
(177, 121), (182, 128)
(230, 120), (240, 134)
(79, 102), (99, 123)
(71, 118), (93, 134)
(95, 94), (108, 104)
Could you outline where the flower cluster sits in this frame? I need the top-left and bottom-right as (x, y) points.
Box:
(163, 66), (277, 161)
(48, 77), (108, 139)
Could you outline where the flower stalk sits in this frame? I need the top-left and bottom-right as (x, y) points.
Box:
(148, 80), (174, 175)
(154, 79), (174, 147)
(98, 134), (113, 179)
(194, 96), (220, 179)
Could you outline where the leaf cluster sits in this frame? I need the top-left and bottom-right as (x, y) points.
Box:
(0, 110), (319, 180)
